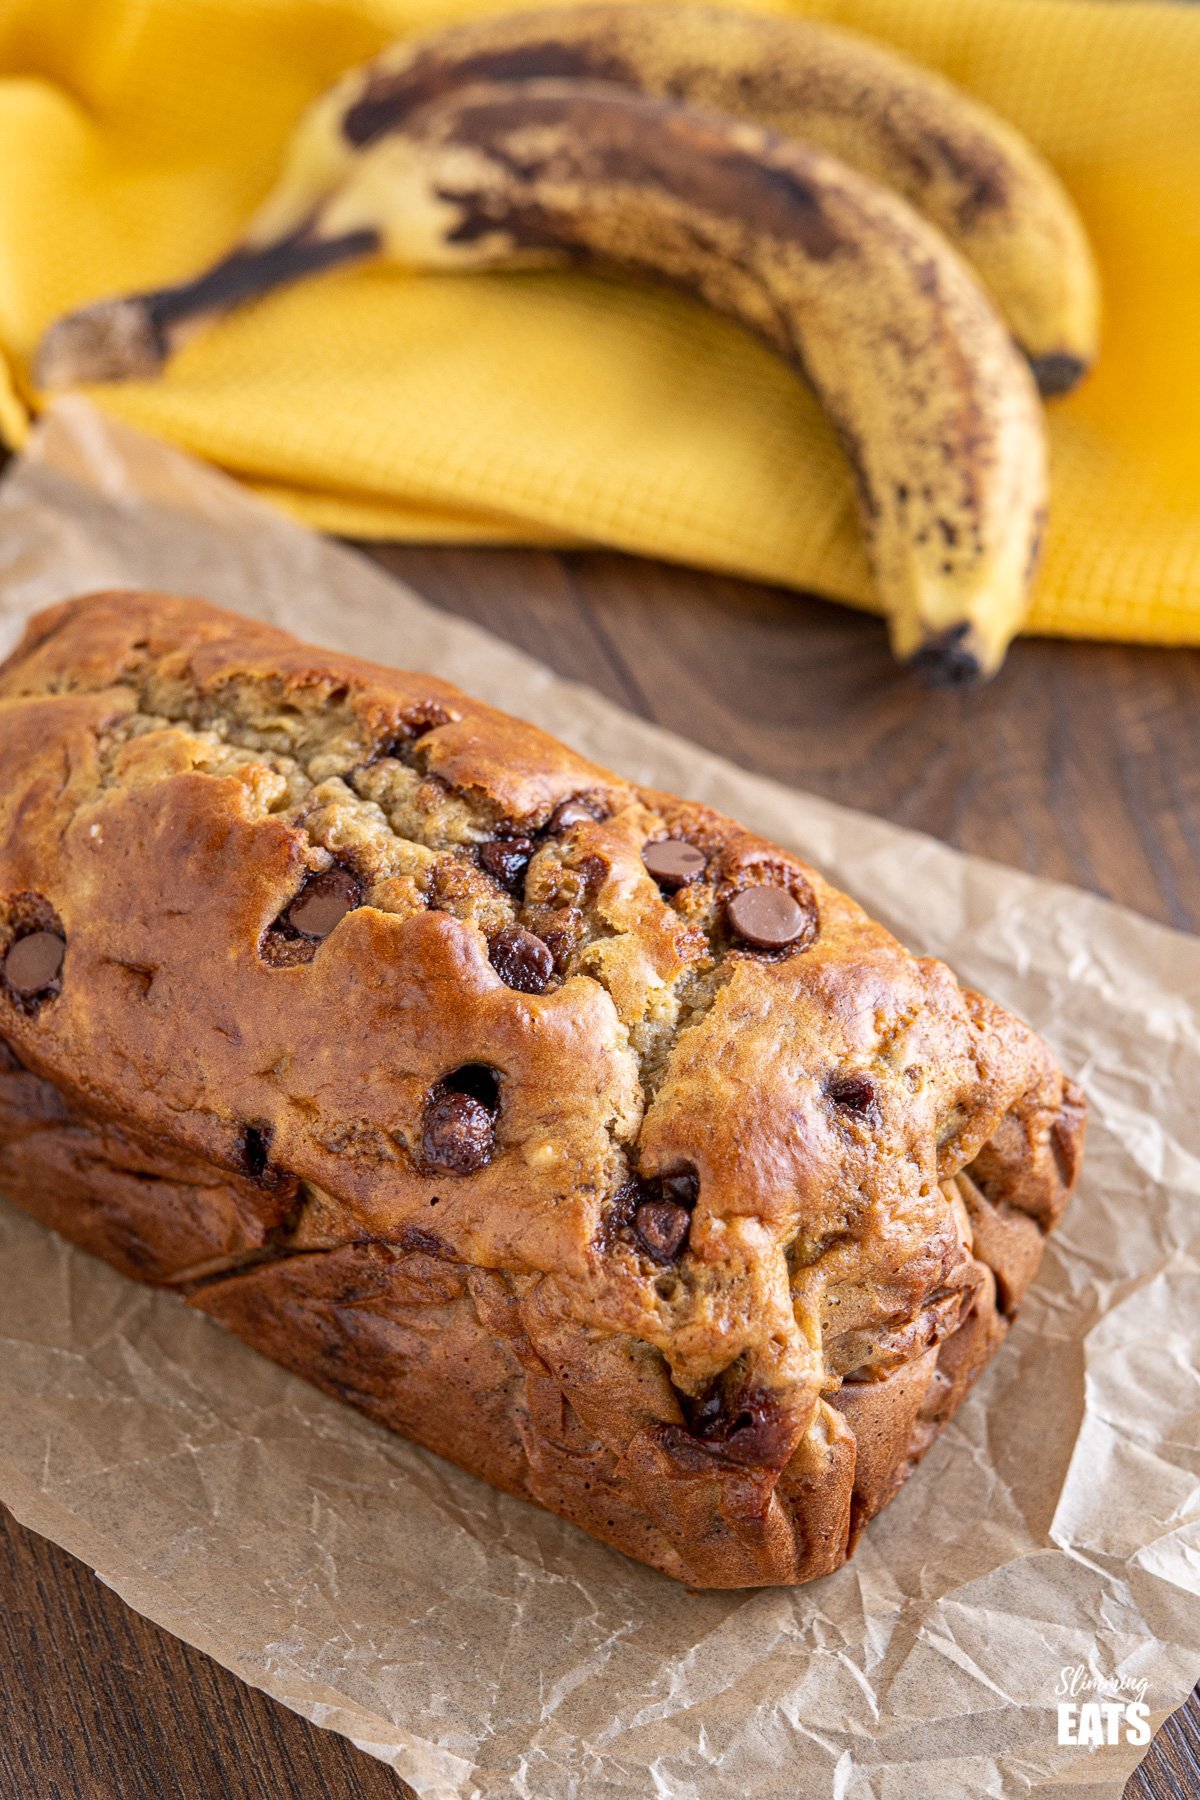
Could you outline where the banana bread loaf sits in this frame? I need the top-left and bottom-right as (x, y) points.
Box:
(0, 592), (1084, 1587)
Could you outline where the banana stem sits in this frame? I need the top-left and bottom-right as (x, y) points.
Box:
(34, 225), (380, 388)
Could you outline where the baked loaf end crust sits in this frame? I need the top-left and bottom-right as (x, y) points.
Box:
(0, 592), (1085, 1588)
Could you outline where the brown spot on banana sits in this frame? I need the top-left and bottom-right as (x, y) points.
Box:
(437, 110), (848, 263)
(324, 4), (1098, 388)
(344, 40), (630, 146)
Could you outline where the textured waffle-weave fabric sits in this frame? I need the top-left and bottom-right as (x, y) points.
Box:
(0, 0), (1197, 644)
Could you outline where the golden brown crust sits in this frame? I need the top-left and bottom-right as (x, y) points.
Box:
(0, 593), (1085, 1586)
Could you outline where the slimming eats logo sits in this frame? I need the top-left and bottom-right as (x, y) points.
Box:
(1056, 1665), (1151, 1748)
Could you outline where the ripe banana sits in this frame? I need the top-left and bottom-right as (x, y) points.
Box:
(204, 3), (1101, 392)
(36, 80), (1047, 682)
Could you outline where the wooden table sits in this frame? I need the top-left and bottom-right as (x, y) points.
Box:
(2, 545), (1197, 1798)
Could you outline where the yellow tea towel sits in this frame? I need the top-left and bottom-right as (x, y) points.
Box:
(0, 0), (1198, 645)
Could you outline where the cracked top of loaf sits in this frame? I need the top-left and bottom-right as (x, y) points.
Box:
(0, 592), (1083, 1513)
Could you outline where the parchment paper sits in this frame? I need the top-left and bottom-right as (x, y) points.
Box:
(0, 398), (1196, 1800)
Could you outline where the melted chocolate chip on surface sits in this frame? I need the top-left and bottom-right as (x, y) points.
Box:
(489, 925), (553, 994)
(634, 1199), (691, 1262)
(687, 1384), (726, 1438)
(3, 930), (65, 999)
(827, 1073), (877, 1116)
(726, 886), (809, 950)
(630, 1165), (699, 1262)
(687, 1384), (793, 1468)
(241, 1125), (271, 1182)
(422, 1065), (501, 1175)
(642, 839), (706, 891)
(422, 1090), (494, 1174)
(284, 867), (362, 941)
(479, 835), (535, 895)
(546, 798), (601, 834)
(237, 1123), (294, 1194)
(605, 1176), (639, 1233)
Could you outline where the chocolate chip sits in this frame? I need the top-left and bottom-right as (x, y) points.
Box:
(599, 1176), (634, 1232)
(827, 1073), (876, 1115)
(422, 1089), (493, 1174)
(4, 931), (65, 998)
(642, 839), (706, 890)
(237, 1123), (293, 1193)
(602, 1166), (699, 1261)
(726, 886), (809, 950)
(479, 836), (535, 895)
(242, 1126), (270, 1182)
(630, 1165), (698, 1261)
(682, 1383), (793, 1468)
(422, 1065), (500, 1174)
(284, 867), (362, 940)
(546, 798), (600, 834)
(489, 925), (553, 994)
(688, 1385), (726, 1437)
(634, 1200), (691, 1262)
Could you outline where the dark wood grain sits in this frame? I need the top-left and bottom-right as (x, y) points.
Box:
(1132, 1692), (1200, 1800)
(2, 542), (1197, 1798)
(0, 1504), (413, 1800)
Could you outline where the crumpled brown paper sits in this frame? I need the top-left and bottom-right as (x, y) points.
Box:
(0, 398), (1196, 1800)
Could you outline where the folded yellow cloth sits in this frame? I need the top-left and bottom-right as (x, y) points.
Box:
(1, 0), (1198, 644)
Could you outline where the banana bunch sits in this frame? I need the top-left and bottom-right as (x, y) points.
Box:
(35, 5), (1100, 682)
